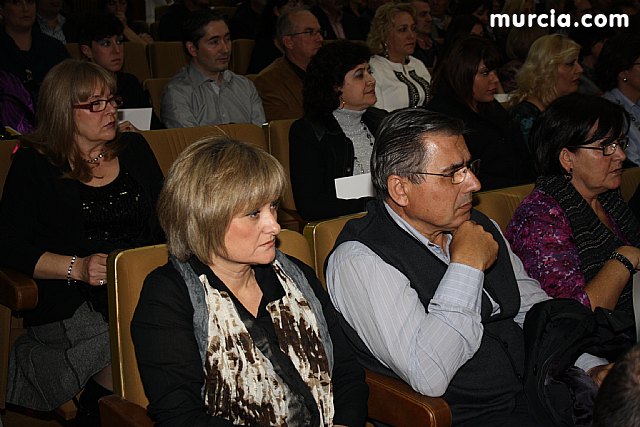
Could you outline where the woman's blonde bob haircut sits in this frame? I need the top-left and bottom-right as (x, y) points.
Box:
(509, 34), (581, 108)
(157, 137), (287, 263)
(367, 2), (416, 56)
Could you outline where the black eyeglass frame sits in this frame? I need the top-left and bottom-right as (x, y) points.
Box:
(410, 159), (481, 184)
(284, 29), (326, 38)
(73, 95), (124, 113)
(568, 137), (629, 156)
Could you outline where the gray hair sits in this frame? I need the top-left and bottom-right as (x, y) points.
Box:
(371, 108), (464, 199)
(276, 7), (312, 49)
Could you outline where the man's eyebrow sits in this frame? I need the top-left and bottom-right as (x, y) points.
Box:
(440, 159), (468, 174)
(206, 31), (230, 42)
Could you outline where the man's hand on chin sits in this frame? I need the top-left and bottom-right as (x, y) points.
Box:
(449, 220), (499, 271)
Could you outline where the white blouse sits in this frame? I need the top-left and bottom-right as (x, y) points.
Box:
(369, 55), (432, 112)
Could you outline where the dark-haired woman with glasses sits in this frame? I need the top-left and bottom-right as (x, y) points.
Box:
(506, 94), (640, 324)
(0, 59), (164, 424)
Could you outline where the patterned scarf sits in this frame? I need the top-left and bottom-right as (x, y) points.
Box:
(536, 175), (640, 314)
(172, 253), (334, 426)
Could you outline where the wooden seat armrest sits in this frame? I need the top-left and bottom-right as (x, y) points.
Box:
(365, 369), (452, 427)
(0, 268), (38, 311)
(99, 395), (153, 427)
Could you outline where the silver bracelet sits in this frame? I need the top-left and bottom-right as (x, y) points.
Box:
(67, 255), (77, 286)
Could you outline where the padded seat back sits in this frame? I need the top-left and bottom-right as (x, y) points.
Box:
(148, 42), (189, 78)
(107, 244), (168, 407)
(473, 183), (534, 232)
(230, 39), (255, 75)
(141, 124), (267, 175)
(123, 42), (151, 83)
(143, 77), (171, 118)
(621, 167), (640, 202)
(65, 42), (82, 59)
(303, 212), (365, 288)
(106, 230), (312, 407)
(266, 119), (296, 212)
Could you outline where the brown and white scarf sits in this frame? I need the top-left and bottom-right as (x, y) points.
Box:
(172, 252), (334, 426)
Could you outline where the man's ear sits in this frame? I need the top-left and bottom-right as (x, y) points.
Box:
(281, 35), (294, 50)
(185, 41), (198, 58)
(387, 175), (410, 207)
(80, 44), (93, 60)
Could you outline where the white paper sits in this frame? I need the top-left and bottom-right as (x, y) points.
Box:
(335, 173), (375, 199)
(118, 108), (152, 131)
(494, 93), (512, 103)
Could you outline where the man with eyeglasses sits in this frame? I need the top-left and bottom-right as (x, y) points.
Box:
(161, 9), (265, 128)
(254, 7), (324, 121)
(326, 108), (610, 426)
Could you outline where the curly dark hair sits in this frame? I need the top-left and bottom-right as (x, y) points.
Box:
(303, 40), (372, 116)
(595, 33), (640, 92)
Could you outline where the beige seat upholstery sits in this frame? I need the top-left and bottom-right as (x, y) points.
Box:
(65, 42), (82, 59)
(303, 212), (365, 289)
(621, 167), (640, 202)
(123, 42), (151, 83)
(472, 167), (640, 233)
(147, 41), (188, 78)
(142, 78), (171, 118)
(473, 183), (534, 232)
(230, 39), (255, 75)
(100, 229), (313, 426)
(141, 123), (268, 175)
(303, 212), (452, 426)
(265, 119), (307, 231)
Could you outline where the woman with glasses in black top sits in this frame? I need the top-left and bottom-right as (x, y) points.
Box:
(0, 59), (164, 425)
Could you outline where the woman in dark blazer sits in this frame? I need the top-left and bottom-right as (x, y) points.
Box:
(289, 40), (387, 221)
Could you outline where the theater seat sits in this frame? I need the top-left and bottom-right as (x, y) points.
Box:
(303, 213), (452, 426)
(100, 229), (314, 426)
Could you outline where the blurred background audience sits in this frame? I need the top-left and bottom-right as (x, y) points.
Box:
(597, 33), (640, 167)
(289, 40), (386, 221)
(367, 2), (431, 111)
(508, 34), (582, 145)
(428, 35), (534, 190)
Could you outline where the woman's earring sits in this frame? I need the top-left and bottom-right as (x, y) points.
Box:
(338, 97), (346, 109)
(623, 77), (629, 83)
(383, 42), (389, 59)
(564, 167), (573, 181)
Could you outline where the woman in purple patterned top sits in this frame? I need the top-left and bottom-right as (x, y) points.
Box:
(506, 94), (640, 318)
